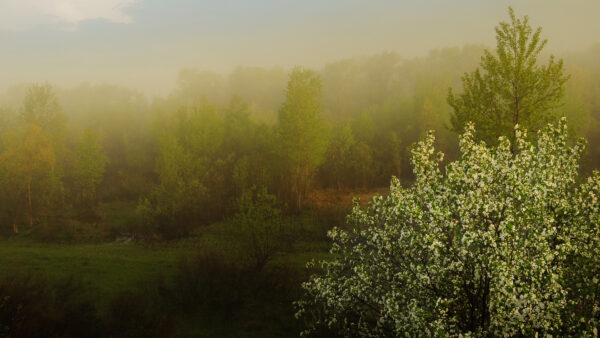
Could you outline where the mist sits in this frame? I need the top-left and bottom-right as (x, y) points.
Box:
(1, 2), (600, 336)
(0, 0), (598, 97)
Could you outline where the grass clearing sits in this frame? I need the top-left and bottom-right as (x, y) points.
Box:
(0, 238), (191, 308)
(0, 214), (332, 315)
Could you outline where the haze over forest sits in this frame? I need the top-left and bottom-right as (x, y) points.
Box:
(1, 2), (600, 336)
(1, 0), (599, 96)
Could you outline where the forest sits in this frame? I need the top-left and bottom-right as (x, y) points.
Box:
(0, 4), (600, 337)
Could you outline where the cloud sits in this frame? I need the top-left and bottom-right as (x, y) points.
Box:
(0, 0), (140, 30)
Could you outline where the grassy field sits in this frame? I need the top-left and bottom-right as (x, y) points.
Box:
(0, 214), (334, 337)
(0, 189), (371, 336)
(0, 224), (331, 291)
(0, 238), (191, 307)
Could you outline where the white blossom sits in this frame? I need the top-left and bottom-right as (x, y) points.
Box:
(296, 119), (600, 337)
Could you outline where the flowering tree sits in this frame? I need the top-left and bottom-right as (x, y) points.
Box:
(296, 119), (599, 337)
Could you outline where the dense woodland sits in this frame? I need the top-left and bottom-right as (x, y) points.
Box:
(1, 44), (600, 237)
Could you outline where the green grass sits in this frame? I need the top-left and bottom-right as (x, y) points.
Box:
(0, 205), (337, 336)
(0, 238), (192, 308)
(0, 215), (332, 308)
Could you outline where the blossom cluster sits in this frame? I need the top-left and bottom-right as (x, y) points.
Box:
(296, 119), (599, 337)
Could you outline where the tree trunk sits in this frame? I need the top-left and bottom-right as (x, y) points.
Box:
(27, 177), (33, 227)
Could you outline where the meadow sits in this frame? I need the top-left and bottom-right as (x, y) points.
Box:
(0, 198), (342, 337)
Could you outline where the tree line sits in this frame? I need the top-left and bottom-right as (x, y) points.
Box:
(0, 10), (599, 237)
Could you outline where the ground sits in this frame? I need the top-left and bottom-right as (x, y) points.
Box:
(0, 188), (384, 336)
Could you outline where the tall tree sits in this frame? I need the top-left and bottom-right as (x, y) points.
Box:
(21, 83), (64, 133)
(0, 124), (57, 228)
(349, 141), (375, 189)
(320, 123), (355, 190)
(448, 7), (569, 146)
(72, 129), (109, 207)
(138, 131), (208, 238)
(21, 84), (67, 200)
(277, 67), (329, 210)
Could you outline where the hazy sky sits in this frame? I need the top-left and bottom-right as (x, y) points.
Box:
(0, 0), (598, 96)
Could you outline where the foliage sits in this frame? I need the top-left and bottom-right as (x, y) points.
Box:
(349, 141), (376, 189)
(172, 250), (246, 315)
(0, 219), (328, 336)
(36, 220), (98, 243)
(565, 44), (600, 174)
(139, 101), (274, 238)
(20, 83), (64, 133)
(105, 287), (175, 338)
(72, 129), (109, 207)
(320, 123), (356, 190)
(297, 120), (600, 336)
(137, 129), (209, 238)
(448, 7), (569, 146)
(233, 186), (284, 271)
(21, 84), (68, 180)
(171, 248), (308, 335)
(0, 274), (102, 338)
(0, 124), (58, 229)
(0, 9), (599, 338)
(0, 274), (174, 337)
(277, 67), (330, 210)
(60, 83), (154, 200)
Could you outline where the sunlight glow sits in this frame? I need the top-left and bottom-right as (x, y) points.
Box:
(0, 0), (140, 30)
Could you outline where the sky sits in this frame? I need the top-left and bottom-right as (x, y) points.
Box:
(0, 0), (598, 97)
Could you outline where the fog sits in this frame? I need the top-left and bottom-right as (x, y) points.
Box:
(2, 2), (600, 336)
(0, 0), (598, 97)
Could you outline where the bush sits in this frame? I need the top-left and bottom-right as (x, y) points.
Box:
(233, 187), (285, 271)
(172, 250), (245, 316)
(0, 274), (102, 338)
(135, 195), (198, 240)
(105, 287), (175, 338)
(171, 248), (306, 332)
(0, 273), (178, 337)
(34, 218), (106, 243)
(297, 120), (600, 336)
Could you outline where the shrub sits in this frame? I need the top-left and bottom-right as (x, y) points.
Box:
(171, 249), (307, 335)
(0, 274), (102, 337)
(105, 287), (175, 338)
(135, 194), (199, 240)
(35, 218), (106, 243)
(172, 250), (245, 316)
(233, 187), (285, 271)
